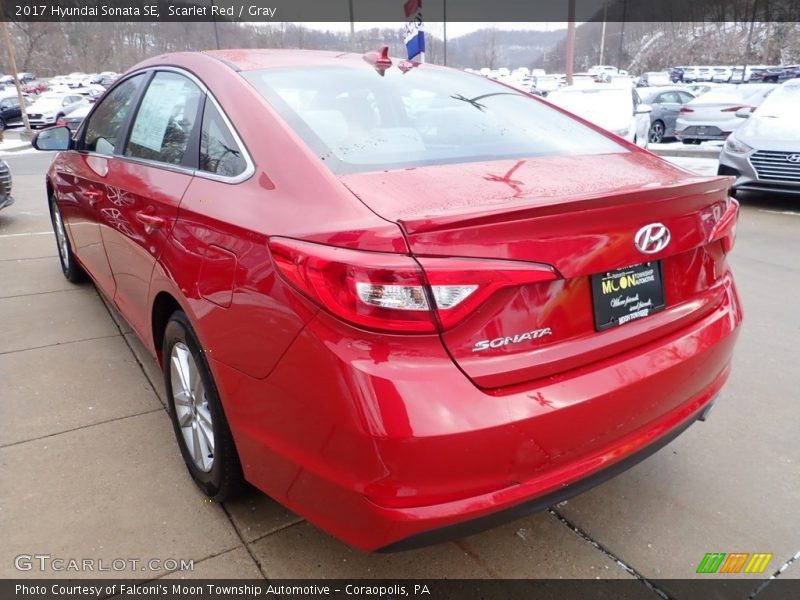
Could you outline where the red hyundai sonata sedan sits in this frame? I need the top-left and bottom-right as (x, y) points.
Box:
(33, 49), (741, 551)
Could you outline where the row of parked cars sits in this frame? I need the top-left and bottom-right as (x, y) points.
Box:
(0, 71), (120, 131)
(531, 78), (768, 146)
(535, 74), (798, 196)
(668, 65), (800, 84)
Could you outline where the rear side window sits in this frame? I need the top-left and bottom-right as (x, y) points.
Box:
(199, 102), (247, 177)
(83, 74), (146, 155)
(125, 72), (203, 166)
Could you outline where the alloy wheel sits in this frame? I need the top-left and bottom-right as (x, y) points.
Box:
(52, 204), (70, 271)
(649, 122), (665, 144)
(170, 342), (215, 472)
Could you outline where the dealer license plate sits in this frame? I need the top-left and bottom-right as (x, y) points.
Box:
(590, 262), (666, 331)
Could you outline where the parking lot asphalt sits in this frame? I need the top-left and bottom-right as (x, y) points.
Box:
(1, 151), (798, 593)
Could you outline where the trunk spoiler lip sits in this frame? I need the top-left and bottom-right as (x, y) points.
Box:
(394, 176), (732, 236)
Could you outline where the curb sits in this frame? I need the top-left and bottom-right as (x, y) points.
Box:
(0, 142), (32, 154)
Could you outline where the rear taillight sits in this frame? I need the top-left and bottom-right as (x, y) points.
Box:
(710, 198), (739, 253)
(56, 120), (66, 127)
(679, 107), (694, 113)
(269, 238), (557, 333)
(720, 105), (751, 113)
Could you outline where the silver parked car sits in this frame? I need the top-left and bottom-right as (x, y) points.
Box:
(718, 79), (800, 195)
(675, 83), (777, 144)
(637, 86), (695, 143)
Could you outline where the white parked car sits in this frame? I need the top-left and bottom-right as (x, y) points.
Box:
(675, 83), (778, 144)
(638, 72), (671, 87)
(711, 67), (733, 83)
(530, 75), (560, 96)
(26, 92), (86, 128)
(695, 67), (714, 82)
(65, 72), (87, 88)
(546, 84), (651, 148)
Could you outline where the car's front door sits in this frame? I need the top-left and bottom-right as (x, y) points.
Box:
(99, 70), (204, 340)
(60, 73), (149, 297)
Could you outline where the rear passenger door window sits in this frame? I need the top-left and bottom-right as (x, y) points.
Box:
(199, 102), (248, 178)
(82, 73), (146, 155)
(658, 92), (681, 104)
(125, 72), (203, 167)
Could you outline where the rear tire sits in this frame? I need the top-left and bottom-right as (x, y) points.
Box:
(0, 117), (6, 131)
(163, 311), (245, 502)
(49, 195), (87, 283)
(648, 121), (665, 144)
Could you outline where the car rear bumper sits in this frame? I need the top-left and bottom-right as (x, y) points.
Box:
(214, 274), (742, 551)
(675, 126), (730, 141)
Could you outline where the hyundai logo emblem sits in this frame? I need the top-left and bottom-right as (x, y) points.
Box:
(786, 154), (800, 164)
(634, 223), (671, 255)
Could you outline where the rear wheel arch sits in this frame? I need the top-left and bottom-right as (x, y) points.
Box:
(151, 291), (182, 366)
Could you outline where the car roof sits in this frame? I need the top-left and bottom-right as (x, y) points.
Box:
(642, 86), (691, 98)
(200, 49), (363, 71)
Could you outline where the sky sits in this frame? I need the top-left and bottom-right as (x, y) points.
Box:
(299, 22), (568, 38)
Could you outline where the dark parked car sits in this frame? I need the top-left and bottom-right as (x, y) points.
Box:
(779, 65), (800, 82)
(638, 87), (695, 143)
(0, 160), (13, 212)
(0, 94), (24, 130)
(749, 67), (784, 83)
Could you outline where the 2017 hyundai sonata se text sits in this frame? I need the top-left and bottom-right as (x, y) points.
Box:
(33, 49), (742, 551)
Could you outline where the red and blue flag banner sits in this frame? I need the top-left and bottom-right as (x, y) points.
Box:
(403, 0), (425, 62)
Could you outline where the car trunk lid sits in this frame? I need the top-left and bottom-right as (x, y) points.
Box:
(340, 152), (734, 388)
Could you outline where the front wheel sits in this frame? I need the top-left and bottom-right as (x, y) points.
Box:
(163, 311), (244, 501)
(49, 195), (86, 282)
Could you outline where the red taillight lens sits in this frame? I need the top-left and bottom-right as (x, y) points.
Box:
(269, 238), (435, 333)
(269, 238), (558, 333)
(710, 198), (739, 253)
(416, 256), (557, 329)
(56, 120), (66, 127)
(679, 107), (694, 113)
(720, 105), (751, 113)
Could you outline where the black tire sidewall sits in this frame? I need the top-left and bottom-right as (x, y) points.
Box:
(49, 195), (85, 283)
(162, 311), (241, 500)
(649, 121), (664, 143)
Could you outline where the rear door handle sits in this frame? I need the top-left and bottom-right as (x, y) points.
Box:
(135, 208), (166, 231)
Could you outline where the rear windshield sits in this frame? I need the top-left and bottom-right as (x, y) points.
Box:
(242, 65), (625, 174)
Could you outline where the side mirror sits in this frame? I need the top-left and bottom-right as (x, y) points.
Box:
(635, 104), (653, 115)
(735, 107), (752, 119)
(32, 126), (72, 151)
